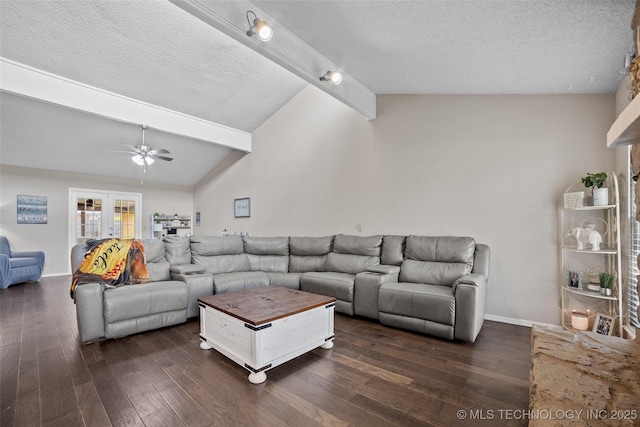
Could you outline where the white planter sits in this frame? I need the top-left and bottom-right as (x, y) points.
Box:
(593, 187), (608, 206)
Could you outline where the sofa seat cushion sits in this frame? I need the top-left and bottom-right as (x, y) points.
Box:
(103, 280), (188, 324)
(300, 272), (355, 305)
(267, 272), (301, 289)
(9, 257), (41, 268)
(212, 271), (269, 294)
(379, 282), (455, 326)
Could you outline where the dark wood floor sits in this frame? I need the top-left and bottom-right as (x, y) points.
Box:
(1, 276), (532, 426)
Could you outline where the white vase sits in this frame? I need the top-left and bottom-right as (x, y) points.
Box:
(593, 187), (608, 206)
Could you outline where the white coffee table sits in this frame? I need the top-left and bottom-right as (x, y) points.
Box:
(198, 286), (336, 384)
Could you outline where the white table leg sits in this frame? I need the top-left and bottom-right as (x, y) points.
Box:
(321, 340), (334, 349)
(248, 372), (267, 384)
(200, 340), (212, 350)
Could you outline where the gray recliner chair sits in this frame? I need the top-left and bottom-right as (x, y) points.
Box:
(0, 236), (45, 289)
(378, 236), (489, 342)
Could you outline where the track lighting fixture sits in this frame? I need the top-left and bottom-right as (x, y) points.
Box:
(246, 11), (272, 41)
(320, 71), (342, 85)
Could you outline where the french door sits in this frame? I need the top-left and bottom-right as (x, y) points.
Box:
(69, 188), (142, 249)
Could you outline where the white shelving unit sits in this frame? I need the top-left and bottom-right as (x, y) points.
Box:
(560, 172), (624, 337)
(150, 214), (192, 239)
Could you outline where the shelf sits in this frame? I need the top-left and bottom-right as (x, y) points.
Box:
(150, 214), (192, 238)
(561, 204), (616, 211)
(607, 90), (640, 147)
(563, 286), (617, 301)
(561, 247), (617, 254)
(560, 172), (623, 337)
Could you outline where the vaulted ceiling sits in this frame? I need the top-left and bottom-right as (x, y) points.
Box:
(0, 1), (635, 186)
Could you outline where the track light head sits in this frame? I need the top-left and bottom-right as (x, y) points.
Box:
(320, 71), (343, 85)
(246, 11), (272, 41)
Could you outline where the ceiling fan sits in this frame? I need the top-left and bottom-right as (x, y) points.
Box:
(118, 125), (173, 173)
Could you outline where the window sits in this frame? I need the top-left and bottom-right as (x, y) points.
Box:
(628, 163), (640, 328)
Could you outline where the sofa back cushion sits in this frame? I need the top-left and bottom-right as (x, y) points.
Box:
(289, 236), (334, 256)
(325, 234), (382, 274)
(399, 236), (475, 286)
(333, 234), (383, 256)
(190, 235), (244, 255)
(325, 253), (380, 274)
(381, 235), (406, 266)
(244, 236), (289, 272)
(243, 236), (289, 255)
(143, 239), (171, 281)
(190, 235), (250, 274)
(289, 236), (334, 273)
(163, 235), (191, 265)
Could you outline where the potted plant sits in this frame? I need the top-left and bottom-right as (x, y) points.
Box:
(581, 172), (608, 206)
(599, 272), (614, 296)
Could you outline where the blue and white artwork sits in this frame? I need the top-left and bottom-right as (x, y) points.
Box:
(17, 195), (47, 224)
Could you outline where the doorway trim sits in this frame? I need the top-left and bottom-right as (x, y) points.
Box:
(68, 188), (143, 260)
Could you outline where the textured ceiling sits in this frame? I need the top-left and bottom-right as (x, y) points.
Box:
(256, 0), (635, 94)
(0, 0), (636, 186)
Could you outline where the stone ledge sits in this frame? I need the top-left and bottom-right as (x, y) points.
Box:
(529, 325), (640, 427)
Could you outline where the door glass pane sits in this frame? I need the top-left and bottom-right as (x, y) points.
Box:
(76, 198), (102, 244)
(113, 199), (135, 239)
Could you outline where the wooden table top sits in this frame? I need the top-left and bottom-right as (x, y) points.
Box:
(199, 286), (336, 326)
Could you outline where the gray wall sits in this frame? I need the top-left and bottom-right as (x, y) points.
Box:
(195, 87), (619, 325)
(0, 165), (194, 275)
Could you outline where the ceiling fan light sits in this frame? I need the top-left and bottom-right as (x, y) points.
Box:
(145, 156), (154, 165)
(132, 154), (144, 165)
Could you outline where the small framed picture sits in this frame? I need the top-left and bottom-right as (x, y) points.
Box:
(592, 313), (615, 336)
(563, 191), (585, 208)
(566, 271), (583, 289)
(234, 198), (250, 218)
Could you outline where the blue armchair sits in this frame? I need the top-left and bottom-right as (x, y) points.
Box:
(0, 236), (45, 289)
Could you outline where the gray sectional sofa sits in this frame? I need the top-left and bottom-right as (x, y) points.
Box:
(71, 234), (489, 344)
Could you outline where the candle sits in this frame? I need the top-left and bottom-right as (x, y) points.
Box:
(571, 311), (589, 330)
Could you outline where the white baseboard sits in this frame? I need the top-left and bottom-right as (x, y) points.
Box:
(42, 272), (70, 278)
(484, 314), (557, 328)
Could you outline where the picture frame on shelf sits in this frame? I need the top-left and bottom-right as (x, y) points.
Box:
(566, 271), (583, 289)
(563, 191), (584, 208)
(592, 313), (615, 336)
(234, 197), (251, 218)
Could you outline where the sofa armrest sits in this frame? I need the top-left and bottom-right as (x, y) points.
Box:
(0, 255), (9, 289)
(74, 282), (106, 343)
(366, 265), (401, 275)
(354, 269), (400, 319)
(453, 273), (488, 343)
(171, 272), (214, 318)
(11, 250), (45, 268)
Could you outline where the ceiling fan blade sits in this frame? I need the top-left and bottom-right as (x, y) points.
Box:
(149, 148), (170, 154)
(109, 149), (137, 154)
(153, 155), (174, 162)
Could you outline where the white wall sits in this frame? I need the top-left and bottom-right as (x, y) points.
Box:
(195, 86), (616, 325)
(0, 165), (193, 275)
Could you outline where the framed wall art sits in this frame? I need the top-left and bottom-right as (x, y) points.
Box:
(17, 195), (47, 224)
(234, 198), (250, 218)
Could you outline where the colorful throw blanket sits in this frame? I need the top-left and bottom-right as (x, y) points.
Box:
(70, 238), (150, 299)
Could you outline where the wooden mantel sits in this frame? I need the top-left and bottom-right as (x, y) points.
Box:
(607, 1), (640, 148)
(607, 92), (640, 147)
